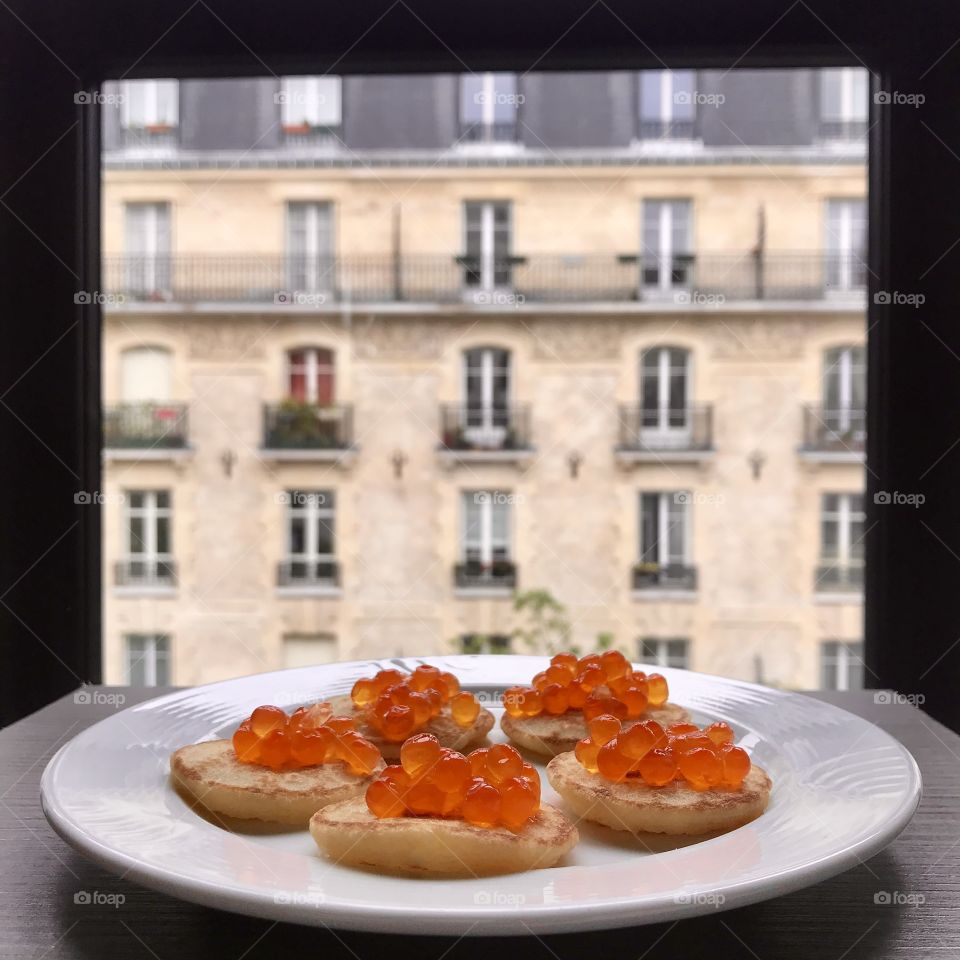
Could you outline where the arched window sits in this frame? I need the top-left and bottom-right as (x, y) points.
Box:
(286, 347), (335, 405)
(640, 346), (690, 442)
(120, 346), (172, 402)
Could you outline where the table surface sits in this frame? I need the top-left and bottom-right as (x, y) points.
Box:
(1, 687), (956, 960)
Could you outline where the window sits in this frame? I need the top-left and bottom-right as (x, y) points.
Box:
(123, 202), (171, 297)
(282, 633), (338, 668)
(635, 492), (694, 590)
(124, 634), (172, 686)
(822, 345), (866, 438)
(120, 80), (179, 132)
(641, 199), (693, 294)
(463, 200), (512, 292)
(639, 638), (689, 669)
(460, 633), (512, 654)
(458, 73), (519, 144)
(818, 493), (865, 592)
(287, 348), (335, 405)
(820, 641), (865, 690)
(637, 70), (696, 140)
(640, 346), (691, 443)
(119, 491), (174, 587)
(824, 198), (867, 292)
(462, 347), (510, 441)
(458, 491), (515, 589)
(279, 76), (342, 132)
(120, 346), (172, 402)
(280, 491), (337, 587)
(818, 69), (868, 141)
(286, 201), (334, 294)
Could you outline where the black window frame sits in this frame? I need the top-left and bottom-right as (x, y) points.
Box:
(2, 0), (958, 730)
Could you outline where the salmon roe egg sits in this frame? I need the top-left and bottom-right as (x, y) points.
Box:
(233, 703), (380, 775)
(450, 691), (481, 726)
(365, 737), (541, 831)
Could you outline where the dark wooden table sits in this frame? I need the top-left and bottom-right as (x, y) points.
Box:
(2, 688), (957, 960)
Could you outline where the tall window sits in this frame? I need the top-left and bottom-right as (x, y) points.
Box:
(818, 493), (865, 591)
(287, 348), (335, 405)
(639, 638), (690, 669)
(462, 492), (511, 565)
(120, 346), (172, 402)
(462, 347), (510, 442)
(458, 73), (519, 144)
(282, 491), (336, 586)
(463, 200), (512, 292)
(820, 640), (864, 690)
(120, 491), (174, 586)
(640, 346), (691, 444)
(636, 492), (693, 590)
(286, 201), (334, 293)
(637, 70), (696, 140)
(279, 76), (342, 133)
(824, 198), (867, 292)
(822, 345), (866, 439)
(124, 202), (171, 296)
(120, 80), (179, 134)
(641, 199), (693, 294)
(124, 634), (172, 686)
(818, 69), (868, 140)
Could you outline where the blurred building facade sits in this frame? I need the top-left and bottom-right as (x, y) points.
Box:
(100, 68), (867, 689)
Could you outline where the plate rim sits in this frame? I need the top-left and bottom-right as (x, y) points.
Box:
(40, 656), (923, 935)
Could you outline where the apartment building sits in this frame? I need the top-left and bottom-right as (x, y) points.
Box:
(99, 68), (867, 691)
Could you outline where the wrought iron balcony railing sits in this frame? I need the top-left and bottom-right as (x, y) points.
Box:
(637, 119), (697, 141)
(817, 119), (868, 141)
(115, 558), (177, 588)
(277, 560), (340, 588)
(815, 563), (864, 593)
(632, 563), (698, 591)
(454, 560), (517, 591)
(104, 403), (188, 449)
(102, 253), (869, 305)
(617, 405), (713, 453)
(801, 405), (866, 454)
(262, 403), (353, 450)
(439, 405), (532, 452)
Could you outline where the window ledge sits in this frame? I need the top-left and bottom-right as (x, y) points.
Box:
(798, 449), (865, 464)
(615, 448), (714, 465)
(260, 448), (358, 466)
(454, 587), (514, 599)
(112, 586), (178, 598)
(813, 592), (863, 605)
(437, 447), (535, 467)
(276, 586), (342, 598)
(103, 447), (193, 462)
(631, 589), (698, 603)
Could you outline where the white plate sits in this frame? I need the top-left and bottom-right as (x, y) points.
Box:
(41, 656), (921, 935)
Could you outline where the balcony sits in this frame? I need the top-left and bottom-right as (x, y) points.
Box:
(114, 558), (177, 594)
(616, 405), (713, 464)
(818, 119), (868, 142)
(260, 402), (356, 463)
(281, 124), (342, 149)
(103, 403), (189, 460)
(799, 406), (865, 463)
(277, 560), (341, 595)
(632, 562), (698, 597)
(102, 253), (869, 307)
(814, 563), (863, 598)
(454, 560), (517, 595)
(438, 405), (533, 466)
(118, 125), (179, 150)
(637, 119), (698, 142)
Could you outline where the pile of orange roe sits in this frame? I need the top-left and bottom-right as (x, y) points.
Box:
(503, 650), (669, 721)
(575, 715), (751, 791)
(233, 703), (381, 775)
(352, 665), (481, 742)
(366, 734), (541, 831)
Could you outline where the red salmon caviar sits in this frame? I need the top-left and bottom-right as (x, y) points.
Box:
(352, 666), (481, 741)
(507, 652), (672, 723)
(366, 736), (540, 831)
(231, 703), (380, 774)
(573, 716), (751, 791)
